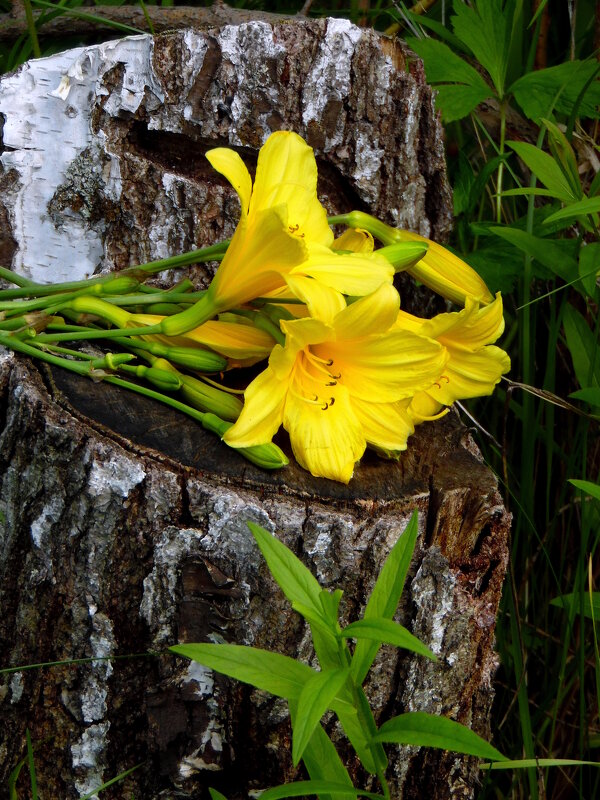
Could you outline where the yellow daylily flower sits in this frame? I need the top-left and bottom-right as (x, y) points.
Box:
(223, 284), (448, 483)
(394, 293), (511, 420)
(162, 132), (394, 335)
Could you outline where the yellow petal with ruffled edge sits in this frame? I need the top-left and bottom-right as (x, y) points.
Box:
(283, 380), (365, 484)
(428, 345), (511, 405)
(205, 148), (252, 217)
(351, 396), (415, 451)
(250, 131), (334, 248)
(223, 366), (288, 447)
(408, 392), (448, 422)
(300, 244), (394, 298)
(395, 230), (493, 306)
(421, 294), (505, 350)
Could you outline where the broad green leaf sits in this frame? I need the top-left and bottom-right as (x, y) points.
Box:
(373, 712), (505, 761)
(563, 304), (600, 390)
(433, 84), (493, 123)
(209, 790), (229, 800)
(341, 618), (436, 661)
(550, 591), (600, 620)
(451, 0), (511, 97)
(259, 781), (384, 800)
(487, 227), (578, 284)
(508, 141), (579, 202)
(569, 479), (600, 502)
(170, 643), (314, 700)
(481, 758), (600, 770)
(570, 388), (600, 408)
(510, 61), (600, 121)
(578, 243), (600, 297)
(405, 37), (490, 89)
(311, 624), (344, 671)
(248, 522), (323, 616)
(293, 669), (350, 766)
(351, 511), (419, 685)
(544, 197), (600, 225)
(289, 702), (355, 800)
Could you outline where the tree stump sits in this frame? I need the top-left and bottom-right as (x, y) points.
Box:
(0, 17), (510, 800)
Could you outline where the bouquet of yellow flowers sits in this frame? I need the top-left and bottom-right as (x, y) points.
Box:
(0, 131), (509, 483)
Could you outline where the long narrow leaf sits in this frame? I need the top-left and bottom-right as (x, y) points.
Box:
(259, 782), (384, 800)
(373, 712), (505, 761)
(481, 758), (600, 770)
(293, 669), (350, 766)
(342, 618), (436, 661)
(508, 141), (577, 202)
(170, 643), (314, 700)
(248, 522), (323, 617)
(544, 197), (600, 224)
(351, 511), (419, 684)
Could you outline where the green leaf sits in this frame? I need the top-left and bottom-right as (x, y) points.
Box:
(544, 197), (600, 225)
(293, 669), (350, 766)
(331, 694), (384, 776)
(248, 522), (323, 616)
(351, 511), (419, 685)
(373, 712), (505, 761)
(170, 643), (314, 700)
(563, 304), (600, 390)
(570, 388), (600, 408)
(508, 141), (579, 202)
(289, 702), (355, 800)
(259, 781), (384, 800)
(451, 0), (511, 97)
(405, 37), (492, 122)
(543, 119), (583, 200)
(550, 591), (600, 621)
(578, 243), (600, 297)
(404, 11), (468, 53)
(432, 84), (493, 123)
(569, 479), (600, 502)
(209, 790), (229, 800)
(510, 60), (600, 121)
(292, 601), (340, 643)
(319, 589), (343, 627)
(481, 758), (600, 770)
(341, 618), (436, 661)
(487, 227), (579, 284)
(405, 36), (490, 89)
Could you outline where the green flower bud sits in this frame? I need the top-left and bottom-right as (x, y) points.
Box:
(180, 375), (243, 421)
(97, 276), (140, 295)
(378, 242), (429, 273)
(138, 365), (182, 392)
(201, 413), (288, 470)
(165, 346), (227, 373)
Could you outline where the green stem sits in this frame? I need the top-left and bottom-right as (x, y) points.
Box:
(22, 0), (41, 58)
(33, 323), (163, 344)
(496, 99), (507, 224)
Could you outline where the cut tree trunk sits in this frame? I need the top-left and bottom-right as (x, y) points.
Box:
(0, 17), (509, 800)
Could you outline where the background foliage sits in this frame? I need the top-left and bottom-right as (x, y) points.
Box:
(1, 1), (599, 798)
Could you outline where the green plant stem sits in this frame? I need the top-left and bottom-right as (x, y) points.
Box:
(32, 323), (163, 343)
(496, 99), (508, 224)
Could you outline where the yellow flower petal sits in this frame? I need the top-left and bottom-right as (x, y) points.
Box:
(223, 366), (287, 447)
(283, 381), (365, 484)
(300, 244), (394, 298)
(427, 345), (511, 405)
(321, 329), (448, 402)
(333, 228), (374, 253)
(408, 392), (446, 422)
(285, 273), (346, 324)
(205, 148), (252, 216)
(332, 283), (400, 339)
(351, 396), (415, 451)
(421, 293), (505, 350)
(251, 131), (334, 247)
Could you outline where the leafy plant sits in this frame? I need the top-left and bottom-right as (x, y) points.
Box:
(171, 512), (507, 799)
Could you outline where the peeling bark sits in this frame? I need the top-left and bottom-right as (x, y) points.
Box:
(0, 19), (508, 800)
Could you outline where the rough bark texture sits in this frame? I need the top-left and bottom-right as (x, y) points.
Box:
(0, 17), (508, 800)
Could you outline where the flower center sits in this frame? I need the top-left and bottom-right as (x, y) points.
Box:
(289, 349), (341, 411)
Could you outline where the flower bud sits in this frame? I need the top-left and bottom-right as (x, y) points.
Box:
(201, 413), (288, 469)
